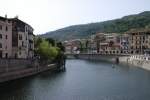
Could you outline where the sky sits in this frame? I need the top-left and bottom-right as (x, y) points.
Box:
(0, 0), (150, 35)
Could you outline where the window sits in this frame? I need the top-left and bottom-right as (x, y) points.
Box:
(6, 35), (7, 39)
(0, 43), (2, 48)
(22, 42), (24, 46)
(5, 53), (8, 58)
(19, 34), (22, 40)
(6, 26), (8, 31)
(143, 36), (145, 40)
(19, 51), (21, 55)
(19, 46), (21, 50)
(25, 27), (28, 32)
(0, 25), (2, 30)
(0, 34), (2, 39)
(0, 51), (2, 58)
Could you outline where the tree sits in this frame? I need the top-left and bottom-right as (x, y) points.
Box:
(36, 39), (59, 61)
(57, 42), (65, 52)
(34, 37), (42, 48)
(38, 40), (51, 60)
(46, 38), (55, 46)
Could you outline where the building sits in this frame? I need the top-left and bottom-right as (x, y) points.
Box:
(94, 33), (106, 53)
(63, 41), (73, 54)
(119, 34), (129, 54)
(99, 39), (121, 54)
(93, 33), (121, 54)
(104, 33), (119, 43)
(11, 17), (34, 58)
(126, 29), (150, 54)
(0, 15), (34, 59)
(0, 16), (12, 58)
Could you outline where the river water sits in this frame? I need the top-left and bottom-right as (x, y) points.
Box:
(0, 59), (150, 100)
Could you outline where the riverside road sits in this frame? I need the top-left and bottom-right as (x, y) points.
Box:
(0, 59), (150, 100)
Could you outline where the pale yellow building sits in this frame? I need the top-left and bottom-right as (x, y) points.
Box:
(126, 29), (150, 54)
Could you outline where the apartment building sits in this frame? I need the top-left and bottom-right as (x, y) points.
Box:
(0, 16), (34, 59)
(0, 16), (12, 58)
(94, 33), (121, 54)
(119, 34), (129, 54)
(126, 29), (150, 54)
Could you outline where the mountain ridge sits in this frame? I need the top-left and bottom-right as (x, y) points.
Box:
(40, 11), (150, 41)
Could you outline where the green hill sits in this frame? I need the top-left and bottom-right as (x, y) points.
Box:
(40, 11), (150, 41)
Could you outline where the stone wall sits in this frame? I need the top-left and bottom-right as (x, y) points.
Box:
(0, 58), (57, 83)
(127, 59), (150, 71)
(73, 54), (129, 63)
(71, 54), (150, 71)
(0, 59), (32, 74)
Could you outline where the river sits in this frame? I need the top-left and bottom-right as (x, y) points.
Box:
(0, 59), (150, 100)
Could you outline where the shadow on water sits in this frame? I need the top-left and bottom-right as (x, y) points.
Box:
(0, 70), (66, 100)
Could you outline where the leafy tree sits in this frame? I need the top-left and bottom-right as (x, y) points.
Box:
(49, 46), (59, 60)
(36, 39), (59, 61)
(38, 40), (51, 60)
(56, 42), (65, 52)
(34, 37), (42, 48)
(46, 38), (55, 46)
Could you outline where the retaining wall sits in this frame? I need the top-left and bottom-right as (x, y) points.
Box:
(0, 59), (57, 83)
(127, 59), (150, 71)
(75, 54), (129, 63)
(72, 54), (150, 71)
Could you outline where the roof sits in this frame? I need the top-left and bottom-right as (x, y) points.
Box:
(0, 16), (7, 21)
(10, 18), (34, 30)
(0, 16), (34, 35)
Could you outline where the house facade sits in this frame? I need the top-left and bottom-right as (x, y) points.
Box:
(0, 16), (34, 59)
(126, 29), (150, 54)
(119, 34), (129, 54)
(0, 16), (12, 58)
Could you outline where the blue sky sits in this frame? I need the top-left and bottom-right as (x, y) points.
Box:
(0, 0), (150, 34)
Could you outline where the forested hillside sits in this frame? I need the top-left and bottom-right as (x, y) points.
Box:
(40, 11), (150, 41)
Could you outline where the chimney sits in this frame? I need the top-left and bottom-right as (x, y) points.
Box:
(15, 15), (18, 19)
(5, 14), (7, 18)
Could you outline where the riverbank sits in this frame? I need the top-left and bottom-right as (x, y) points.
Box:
(126, 55), (150, 71)
(0, 59), (58, 83)
(68, 54), (150, 71)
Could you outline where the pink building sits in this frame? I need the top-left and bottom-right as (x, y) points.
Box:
(0, 16), (12, 58)
(0, 16), (34, 59)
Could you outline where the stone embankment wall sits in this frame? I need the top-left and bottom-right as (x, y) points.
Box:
(0, 59), (57, 83)
(127, 56), (150, 71)
(73, 54), (129, 63)
(70, 54), (150, 71)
